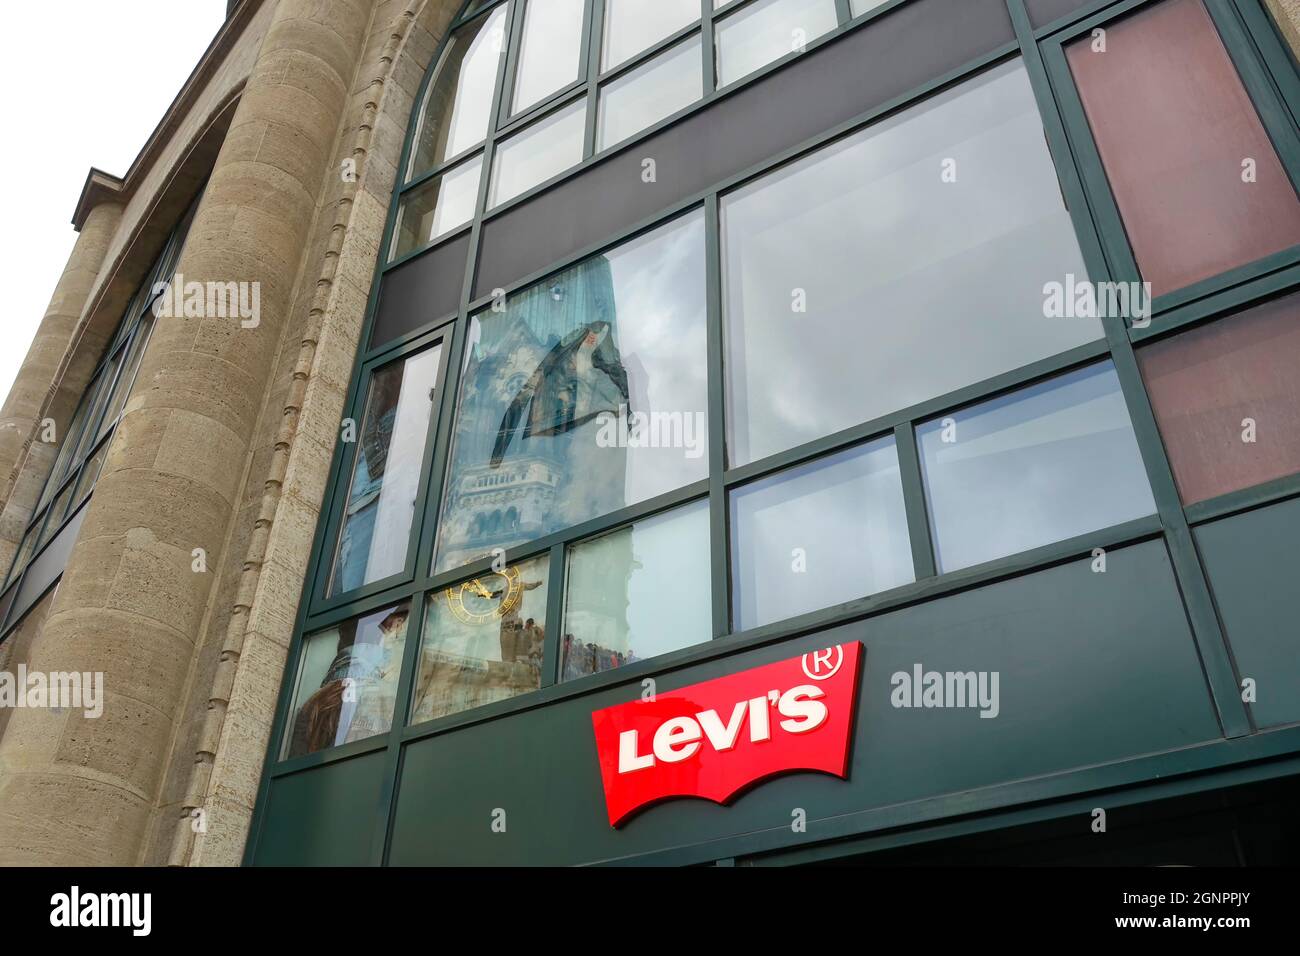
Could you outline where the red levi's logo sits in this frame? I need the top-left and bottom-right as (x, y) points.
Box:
(591, 643), (863, 826)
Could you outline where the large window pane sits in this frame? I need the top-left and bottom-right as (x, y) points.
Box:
(602, 0), (699, 70)
(435, 211), (708, 573)
(597, 34), (702, 151)
(285, 602), (411, 758)
(1139, 293), (1300, 505)
(917, 362), (1155, 573)
(722, 60), (1096, 465)
(730, 437), (913, 630)
(511, 0), (586, 114)
(412, 554), (549, 723)
(489, 98), (587, 207)
(561, 499), (710, 681)
(714, 0), (838, 87)
(409, 5), (508, 177)
(328, 345), (442, 596)
(96, 315), (155, 440)
(36, 387), (94, 512)
(1066, 0), (1300, 297)
(391, 154), (483, 260)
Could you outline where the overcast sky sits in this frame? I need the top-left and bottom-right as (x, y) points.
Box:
(0, 2), (227, 402)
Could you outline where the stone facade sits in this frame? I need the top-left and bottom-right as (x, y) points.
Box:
(0, 0), (459, 866)
(0, 0), (1296, 867)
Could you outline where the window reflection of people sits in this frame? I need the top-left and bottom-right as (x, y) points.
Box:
(412, 574), (546, 723)
(289, 607), (408, 756)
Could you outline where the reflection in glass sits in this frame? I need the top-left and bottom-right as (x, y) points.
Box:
(391, 154), (482, 259)
(722, 60), (1096, 465)
(37, 389), (93, 512)
(285, 602), (411, 758)
(598, 34), (702, 151)
(603, 0), (700, 70)
(561, 499), (710, 680)
(435, 210), (708, 573)
(409, 5), (507, 177)
(71, 440), (109, 513)
(5, 527), (39, 588)
(714, 0), (838, 87)
(917, 362), (1155, 573)
(512, 0), (586, 114)
(329, 346), (442, 596)
(489, 98), (587, 207)
(36, 482), (75, 550)
(412, 555), (548, 723)
(96, 315), (155, 441)
(731, 437), (913, 630)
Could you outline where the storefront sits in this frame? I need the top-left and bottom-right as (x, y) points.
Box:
(244, 0), (1300, 865)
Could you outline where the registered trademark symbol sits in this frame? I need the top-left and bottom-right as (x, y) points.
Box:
(802, 645), (844, 681)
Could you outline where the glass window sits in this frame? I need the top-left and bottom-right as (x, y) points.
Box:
(36, 481), (75, 550)
(391, 154), (483, 260)
(1066, 0), (1300, 297)
(511, 0), (586, 115)
(722, 60), (1097, 466)
(5, 527), (39, 588)
(850, 0), (890, 15)
(96, 315), (155, 440)
(917, 362), (1155, 573)
(489, 98), (587, 207)
(714, 0), (838, 87)
(71, 439), (109, 512)
(730, 437), (913, 631)
(1139, 293), (1300, 505)
(409, 5), (508, 177)
(37, 389), (94, 512)
(412, 554), (549, 723)
(602, 0), (699, 71)
(561, 499), (710, 681)
(70, 355), (120, 465)
(597, 34), (702, 151)
(285, 602), (411, 758)
(328, 345), (443, 596)
(435, 210), (708, 573)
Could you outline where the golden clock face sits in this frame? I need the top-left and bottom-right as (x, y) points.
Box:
(444, 566), (523, 625)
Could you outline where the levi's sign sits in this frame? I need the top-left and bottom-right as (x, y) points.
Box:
(591, 643), (863, 826)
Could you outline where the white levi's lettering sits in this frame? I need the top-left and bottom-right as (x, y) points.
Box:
(616, 684), (829, 774)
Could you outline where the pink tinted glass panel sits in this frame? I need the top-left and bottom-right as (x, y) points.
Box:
(1139, 293), (1300, 504)
(1067, 0), (1300, 297)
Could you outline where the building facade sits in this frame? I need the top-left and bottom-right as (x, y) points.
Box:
(1, 0), (1300, 866)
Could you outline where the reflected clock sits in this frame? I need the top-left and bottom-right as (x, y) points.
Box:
(444, 566), (523, 625)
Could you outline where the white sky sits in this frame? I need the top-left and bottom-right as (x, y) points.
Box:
(0, 2), (227, 402)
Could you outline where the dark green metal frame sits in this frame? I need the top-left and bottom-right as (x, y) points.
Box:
(244, 0), (1300, 865)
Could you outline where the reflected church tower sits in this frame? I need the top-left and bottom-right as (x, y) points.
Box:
(438, 254), (632, 570)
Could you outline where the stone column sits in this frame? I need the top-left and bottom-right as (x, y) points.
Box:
(0, 200), (121, 564)
(0, 0), (374, 865)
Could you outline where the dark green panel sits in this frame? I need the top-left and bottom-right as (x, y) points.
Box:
(388, 539), (1218, 865)
(1196, 496), (1300, 729)
(251, 751), (385, 866)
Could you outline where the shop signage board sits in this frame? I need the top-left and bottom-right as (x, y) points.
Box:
(591, 643), (864, 826)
